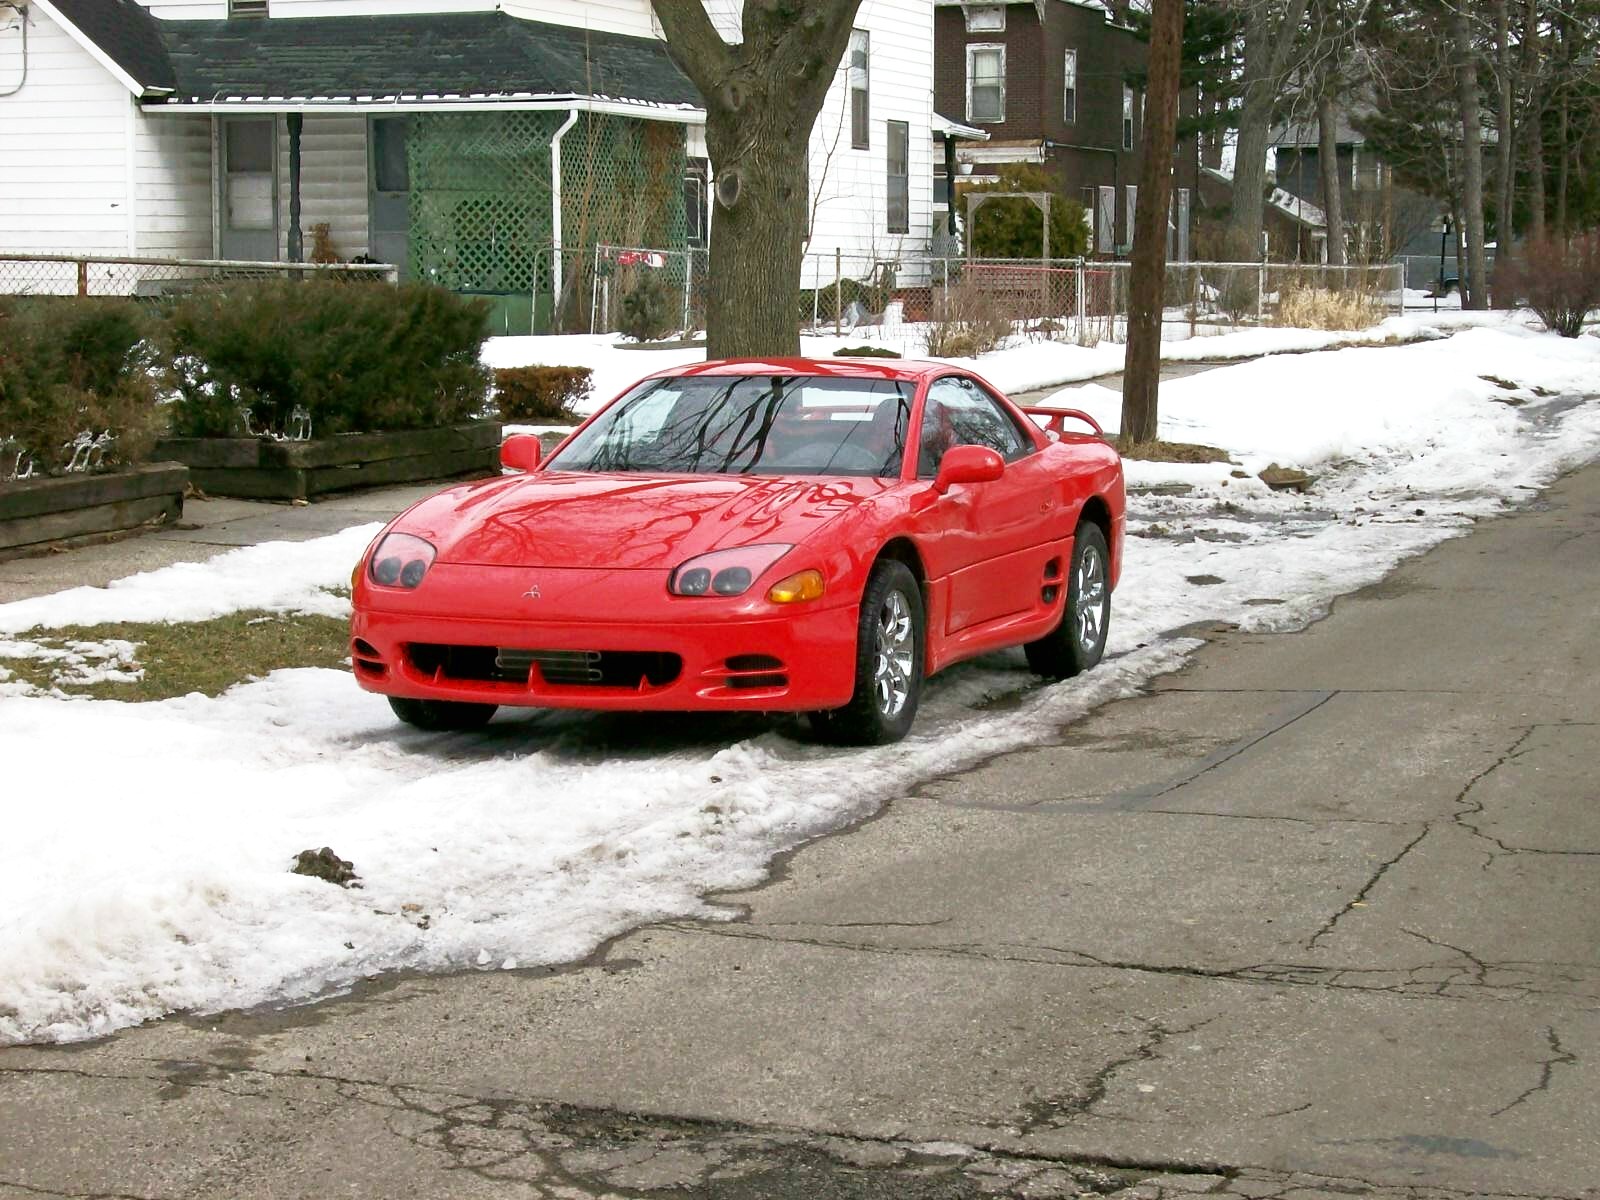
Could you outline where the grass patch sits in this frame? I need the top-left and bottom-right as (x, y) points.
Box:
(0, 609), (350, 701)
(1116, 438), (1231, 463)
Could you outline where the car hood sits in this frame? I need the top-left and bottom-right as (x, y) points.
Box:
(398, 471), (896, 569)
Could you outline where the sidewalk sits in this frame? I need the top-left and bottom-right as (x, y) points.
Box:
(1, 453), (1596, 1197)
(0, 483), (435, 604)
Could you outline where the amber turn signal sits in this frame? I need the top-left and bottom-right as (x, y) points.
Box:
(767, 569), (825, 604)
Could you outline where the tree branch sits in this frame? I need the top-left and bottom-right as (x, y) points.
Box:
(651, 0), (736, 100)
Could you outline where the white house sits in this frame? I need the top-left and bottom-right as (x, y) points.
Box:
(0, 0), (949, 329)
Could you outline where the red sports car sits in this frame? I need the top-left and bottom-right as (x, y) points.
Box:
(351, 358), (1124, 744)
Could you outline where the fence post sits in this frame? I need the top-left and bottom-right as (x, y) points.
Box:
(834, 248), (842, 338)
(682, 249), (694, 335)
(1256, 261), (1266, 325)
(1076, 262), (1086, 344)
(76, 260), (89, 297)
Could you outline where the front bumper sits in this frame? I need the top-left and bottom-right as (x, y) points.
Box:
(351, 567), (859, 712)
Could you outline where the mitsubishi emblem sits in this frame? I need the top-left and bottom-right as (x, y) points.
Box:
(523, 583), (542, 600)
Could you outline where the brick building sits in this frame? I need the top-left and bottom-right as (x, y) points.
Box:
(933, 0), (1195, 258)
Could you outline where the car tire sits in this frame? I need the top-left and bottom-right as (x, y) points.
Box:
(388, 696), (498, 731)
(1025, 520), (1111, 679)
(814, 558), (925, 745)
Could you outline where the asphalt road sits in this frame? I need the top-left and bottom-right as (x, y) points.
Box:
(2, 462), (1598, 1199)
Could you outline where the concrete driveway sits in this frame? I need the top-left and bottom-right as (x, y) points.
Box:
(2, 463), (1597, 1200)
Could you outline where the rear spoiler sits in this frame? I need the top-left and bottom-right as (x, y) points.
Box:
(1021, 406), (1105, 441)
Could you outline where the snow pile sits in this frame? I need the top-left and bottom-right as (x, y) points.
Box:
(2, 319), (1598, 1045)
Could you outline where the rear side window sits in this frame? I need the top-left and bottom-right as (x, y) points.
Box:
(918, 376), (1032, 476)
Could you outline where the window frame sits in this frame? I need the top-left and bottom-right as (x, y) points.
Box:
(964, 4), (1006, 32)
(849, 29), (871, 151)
(917, 375), (1034, 478)
(966, 43), (1007, 125)
(1062, 48), (1078, 124)
(886, 120), (910, 235)
(1122, 84), (1134, 150)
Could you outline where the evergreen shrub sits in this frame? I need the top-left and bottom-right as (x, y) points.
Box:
(833, 345), (901, 358)
(494, 366), (593, 422)
(618, 274), (678, 343)
(163, 280), (492, 438)
(0, 297), (162, 478)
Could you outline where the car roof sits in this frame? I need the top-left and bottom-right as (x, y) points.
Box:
(651, 357), (956, 384)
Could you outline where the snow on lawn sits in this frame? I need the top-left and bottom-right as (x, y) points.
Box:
(484, 310), (1505, 420)
(3, 319), (1600, 1045)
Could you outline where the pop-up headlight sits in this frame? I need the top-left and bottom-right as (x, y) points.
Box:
(368, 532), (437, 590)
(669, 544), (792, 598)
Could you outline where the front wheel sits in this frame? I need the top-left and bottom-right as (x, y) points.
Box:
(388, 696), (498, 731)
(811, 558), (925, 745)
(1025, 521), (1111, 679)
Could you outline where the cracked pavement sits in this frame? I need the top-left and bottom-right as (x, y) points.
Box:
(3, 463), (1600, 1199)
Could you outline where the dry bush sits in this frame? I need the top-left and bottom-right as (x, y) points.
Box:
(1273, 284), (1386, 331)
(924, 279), (1013, 358)
(1493, 233), (1600, 337)
(494, 366), (592, 422)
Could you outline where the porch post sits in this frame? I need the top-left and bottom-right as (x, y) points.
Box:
(287, 113), (304, 263)
(944, 136), (958, 236)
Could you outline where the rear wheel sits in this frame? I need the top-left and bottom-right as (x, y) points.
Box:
(812, 558), (924, 745)
(388, 696), (498, 731)
(1025, 521), (1111, 679)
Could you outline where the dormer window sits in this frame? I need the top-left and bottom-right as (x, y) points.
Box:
(229, 0), (269, 16)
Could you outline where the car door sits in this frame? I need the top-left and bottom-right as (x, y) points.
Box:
(915, 375), (1060, 634)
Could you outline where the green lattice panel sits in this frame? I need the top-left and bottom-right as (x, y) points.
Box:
(409, 112), (557, 293)
(407, 112), (689, 313)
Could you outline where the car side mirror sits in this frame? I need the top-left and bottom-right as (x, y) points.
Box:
(933, 444), (1004, 494)
(501, 434), (542, 473)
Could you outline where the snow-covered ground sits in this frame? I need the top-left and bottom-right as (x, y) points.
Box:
(3, 315), (1599, 1046)
(484, 309), (1500, 423)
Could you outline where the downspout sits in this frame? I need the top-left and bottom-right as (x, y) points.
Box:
(549, 108), (580, 317)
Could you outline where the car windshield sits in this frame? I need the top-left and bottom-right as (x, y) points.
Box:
(546, 375), (915, 478)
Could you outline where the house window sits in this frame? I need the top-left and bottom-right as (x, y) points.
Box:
(887, 120), (910, 234)
(967, 44), (1005, 123)
(372, 117), (409, 194)
(965, 4), (1005, 31)
(685, 158), (709, 247)
(1122, 84), (1134, 150)
(935, 159), (950, 209)
(228, 0), (268, 15)
(1062, 49), (1078, 123)
(1353, 147), (1381, 190)
(850, 30), (870, 150)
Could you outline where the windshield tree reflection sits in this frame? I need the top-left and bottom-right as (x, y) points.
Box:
(547, 376), (915, 478)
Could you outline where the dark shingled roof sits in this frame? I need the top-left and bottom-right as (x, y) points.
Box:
(45, 0), (176, 93)
(154, 11), (701, 109)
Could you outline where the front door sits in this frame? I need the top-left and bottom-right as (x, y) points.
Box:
(368, 116), (410, 276)
(220, 117), (278, 261)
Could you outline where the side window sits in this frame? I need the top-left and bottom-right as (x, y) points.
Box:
(918, 377), (1030, 477)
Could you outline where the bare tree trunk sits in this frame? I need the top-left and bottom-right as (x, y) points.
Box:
(1523, 0), (1546, 241)
(1455, 3), (1488, 310)
(1555, 92), (1570, 237)
(1226, 0), (1311, 262)
(1317, 92), (1346, 265)
(652, 0), (862, 359)
(1493, 0), (1514, 301)
(1122, 0), (1184, 446)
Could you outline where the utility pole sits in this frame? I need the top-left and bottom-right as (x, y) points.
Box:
(1121, 0), (1184, 446)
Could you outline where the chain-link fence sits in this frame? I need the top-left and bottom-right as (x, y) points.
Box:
(586, 243), (709, 338)
(794, 254), (1404, 347)
(0, 253), (397, 298)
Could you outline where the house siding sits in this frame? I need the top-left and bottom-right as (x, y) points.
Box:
(0, 7), (133, 255)
(804, 0), (934, 284)
(275, 115), (370, 261)
(132, 0), (658, 36)
(135, 114), (214, 257)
